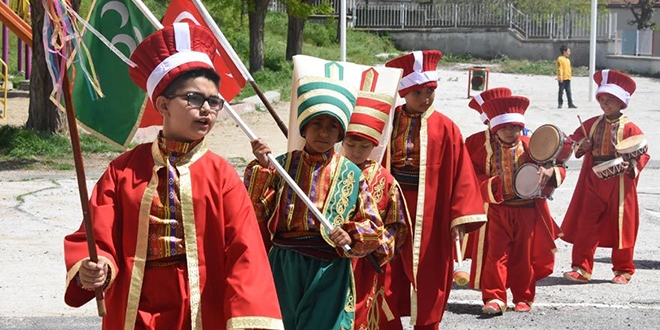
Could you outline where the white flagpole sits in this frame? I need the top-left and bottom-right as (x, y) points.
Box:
(222, 102), (352, 253)
(191, 0), (289, 136)
(131, 0), (163, 29)
(340, 0), (347, 61)
(589, 0), (597, 102)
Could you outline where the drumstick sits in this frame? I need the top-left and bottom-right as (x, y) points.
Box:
(577, 115), (590, 142)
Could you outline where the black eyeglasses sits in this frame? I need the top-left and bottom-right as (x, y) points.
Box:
(166, 92), (225, 111)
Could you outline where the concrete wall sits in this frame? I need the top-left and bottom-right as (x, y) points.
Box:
(610, 7), (660, 56)
(601, 55), (660, 75)
(384, 28), (610, 67)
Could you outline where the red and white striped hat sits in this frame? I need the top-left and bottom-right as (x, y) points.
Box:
(594, 69), (636, 109)
(346, 91), (393, 145)
(385, 50), (442, 97)
(481, 96), (529, 133)
(129, 23), (217, 101)
(468, 87), (512, 123)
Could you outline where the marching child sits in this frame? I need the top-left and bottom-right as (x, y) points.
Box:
(63, 23), (283, 329)
(471, 96), (565, 315)
(341, 90), (410, 330)
(381, 50), (487, 329)
(561, 69), (650, 285)
(244, 76), (385, 329)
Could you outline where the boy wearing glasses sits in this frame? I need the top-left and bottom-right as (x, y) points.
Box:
(63, 24), (283, 329)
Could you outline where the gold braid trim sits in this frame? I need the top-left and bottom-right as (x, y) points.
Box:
(226, 316), (284, 330)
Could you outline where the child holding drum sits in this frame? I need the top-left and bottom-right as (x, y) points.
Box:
(561, 69), (650, 285)
(468, 96), (565, 315)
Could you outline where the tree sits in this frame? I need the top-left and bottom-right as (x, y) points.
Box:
(284, 0), (332, 61)
(26, 0), (80, 133)
(626, 0), (660, 30)
(247, 0), (271, 72)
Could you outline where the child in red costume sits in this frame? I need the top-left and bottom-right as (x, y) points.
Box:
(342, 90), (410, 330)
(381, 50), (487, 329)
(561, 70), (650, 285)
(470, 96), (565, 315)
(63, 23), (283, 330)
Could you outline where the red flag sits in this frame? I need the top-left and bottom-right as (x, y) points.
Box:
(138, 0), (247, 128)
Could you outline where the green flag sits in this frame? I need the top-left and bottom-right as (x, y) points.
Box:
(72, 0), (156, 148)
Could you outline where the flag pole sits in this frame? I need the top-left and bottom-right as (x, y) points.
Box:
(131, 0), (288, 137)
(191, 0), (289, 137)
(223, 102), (382, 273)
(62, 67), (107, 317)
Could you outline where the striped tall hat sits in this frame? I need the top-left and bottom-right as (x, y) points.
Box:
(468, 87), (512, 123)
(481, 96), (530, 133)
(386, 50), (442, 97)
(129, 23), (217, 101)
(296, 76), (358, 140)
(346, 91), (394, 145)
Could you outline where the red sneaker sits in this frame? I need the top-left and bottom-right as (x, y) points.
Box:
(563, 271), (589, 283)
(612, 275), (630, 284)
(514, 302), (532, 312)
(482, 301), (503, 315)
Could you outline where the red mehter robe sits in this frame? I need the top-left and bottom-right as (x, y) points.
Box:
(64, 141), (283, 330)
(561, 114), (649, 278)
(467, 136), (564, 307)
(384, 105), (487, 326)
(465, 129), (491, 156)
(352, 160), (410, 330)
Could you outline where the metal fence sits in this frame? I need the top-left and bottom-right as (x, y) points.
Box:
(354, 2), (616, 40)
(268, 1), (617, 40)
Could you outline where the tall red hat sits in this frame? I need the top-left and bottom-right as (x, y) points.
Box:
(346, 91), (393, 145)
(594, 69), (636, 109)
(481, 96), (529, 133)
(385, 50), (442, 97)
(468, 87), (512, 123)
(129, 23), (217, 101)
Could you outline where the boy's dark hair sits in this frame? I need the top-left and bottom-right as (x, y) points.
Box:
(161, 68), (221, 97)
(560, 45), (568, 54)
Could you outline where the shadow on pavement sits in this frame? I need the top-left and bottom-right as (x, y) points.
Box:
(536, 275), (611, 287)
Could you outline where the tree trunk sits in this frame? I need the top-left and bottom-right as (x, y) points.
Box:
(248, 0), (269, 73)
(26, 0), (62, 133)
(285, 13), (306, 61)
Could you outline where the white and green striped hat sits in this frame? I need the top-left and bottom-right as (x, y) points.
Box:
(296, 76), (358, 140)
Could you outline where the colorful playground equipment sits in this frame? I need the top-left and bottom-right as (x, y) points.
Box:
(0, 0), (32, 119)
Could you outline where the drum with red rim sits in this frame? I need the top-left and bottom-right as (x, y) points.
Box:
(529, 124), (573, 165)
(513, 163), (555, 199)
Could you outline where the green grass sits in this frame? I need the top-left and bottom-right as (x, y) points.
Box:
(0, 125), (119, 170)
(489, 57), (590, 76)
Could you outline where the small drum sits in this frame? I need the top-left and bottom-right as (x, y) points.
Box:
(616, 135), (648, 161)
(513, 163), (555, 199)
(592, 157), (626, 180)
(529, 124), (574, 164)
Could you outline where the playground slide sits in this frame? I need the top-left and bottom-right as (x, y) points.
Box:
(0, 1), (31, 44)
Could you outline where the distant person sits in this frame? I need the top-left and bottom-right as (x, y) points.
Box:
(561, 70), (650, 285)
(63, 23), (283, 329)
(557, 45), (577, 109)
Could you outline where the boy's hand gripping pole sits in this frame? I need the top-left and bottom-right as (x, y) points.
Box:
(224, 103), (382, 273)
